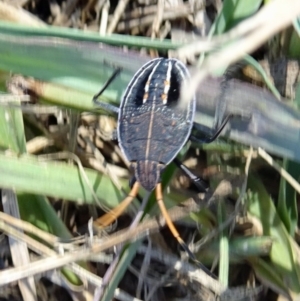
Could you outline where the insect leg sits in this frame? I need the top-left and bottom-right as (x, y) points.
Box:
(93, 182), (140, 228)
(173, 158), (208, 192)
(191, 73), (234, 144)
(190, 113), (233, 144)
(155, 183), (215, 277)
(92, 67), (122, 114)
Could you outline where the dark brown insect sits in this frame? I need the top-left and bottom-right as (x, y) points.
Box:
(93, 58), (195, 248)
(92, 58), (230, 271)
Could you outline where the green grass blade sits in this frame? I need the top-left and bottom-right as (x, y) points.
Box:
(247, 175), (300, 293)
(214, 0), (262, 34)
(277, 159), (299, 236)
(289, 19), (300, 57)
(243, 55), (281, 99)
(99, 241), (141, 301)
(0, 95), (82, 283)
(248, 257), (292, 300)
(0, 152), (124, 206)
(0, 96), (26, 152)
(0, 21), (181, 50)
(197, 236), (273, 265)
(17, 193), (71, 238)
(0, 32), (148, 103)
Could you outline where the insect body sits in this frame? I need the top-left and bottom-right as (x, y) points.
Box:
(118, 58), (195, 191)
(92, 57), (228, 274)
(93, 58), (200, 261)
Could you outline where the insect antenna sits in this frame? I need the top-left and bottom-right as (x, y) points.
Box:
(93, 68), (122, 103)
(92, 67), (122, 114)
(94, 182), (140, 228)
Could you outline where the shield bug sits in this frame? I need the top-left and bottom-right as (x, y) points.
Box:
(92, 58), (230, 267)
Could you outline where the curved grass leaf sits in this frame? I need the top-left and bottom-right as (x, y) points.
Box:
(213, 0), (262, 34)
(248, 257), (292, 301)
(247, 175), (300, 295)
(0, 152), (124, 207)
(242, 55), (281, 99)
(277, 159), (299, 236)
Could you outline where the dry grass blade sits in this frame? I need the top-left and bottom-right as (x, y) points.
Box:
(151, 0), (164, 38)
(0, 1), (45, 26)
(26, 137), (54, 154)
(181, 0), (300, 105)
(92, 191), (152, 301)
(99, 0), (109, 35)
(107, 0), (130, 34)
(258, 147), (300, 194)
(0, 210), (81, 248)
(37, 151), (111, 213)
(0, 180), (262, 299)
(0, 188), (227, 295)
(2, 189), (37, 301)
(0, 211), (138, 301)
